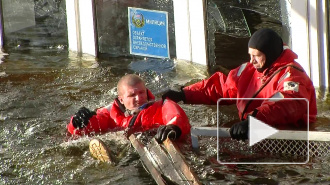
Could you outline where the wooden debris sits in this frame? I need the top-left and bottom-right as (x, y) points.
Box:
(163, 139), (201, 185)
(129, 135), (167, 185)
(129, 134), (201, 185)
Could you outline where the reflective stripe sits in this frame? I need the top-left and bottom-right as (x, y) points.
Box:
(163, 99), (168, 104)
(278, 72), (291, 84)
(270, 92), (284, 102)
(104, 103), (113, 111)
(283, 45), (289, 50)
(237, 63), (247, 77)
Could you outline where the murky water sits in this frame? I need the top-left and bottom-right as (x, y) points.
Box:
(0, 44), (205, 184)
(0, 0), (329, 183)
(0, 44), (329, 184)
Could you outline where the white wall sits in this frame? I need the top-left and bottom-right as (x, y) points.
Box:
(188, 0), (207, 65)
(79, 0), (97, 56)
(66, 0), (97, 56)
(291, 0), (309, 76)
(173, 0), (191, 62)
(291, 0), (329, 88)
(317, 0), (329, 88)
(66, 0), (78, 52)
(173, 0), (207, 65)
(308, 0), (321, 87)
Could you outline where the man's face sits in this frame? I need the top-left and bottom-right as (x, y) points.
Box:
(248, 48), (266, 70)
(118, 82), (148, 110)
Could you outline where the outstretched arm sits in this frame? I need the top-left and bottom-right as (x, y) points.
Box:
(67, 104), (116, 136)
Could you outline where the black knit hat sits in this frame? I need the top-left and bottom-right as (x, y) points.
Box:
(248, 28), (283, 72)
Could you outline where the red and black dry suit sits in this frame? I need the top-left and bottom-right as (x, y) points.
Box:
(183, 46), (317, 128)
(67, 90), (191, 139)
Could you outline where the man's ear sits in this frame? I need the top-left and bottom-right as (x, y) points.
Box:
(118, 96), (124, 104)
(115, 98), (126, 112)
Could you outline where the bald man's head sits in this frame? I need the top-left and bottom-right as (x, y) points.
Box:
(117, 74), (145, 96)
(117, 74), (148, 110)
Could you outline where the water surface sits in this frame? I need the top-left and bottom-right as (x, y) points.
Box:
(0, 46), (329, 184)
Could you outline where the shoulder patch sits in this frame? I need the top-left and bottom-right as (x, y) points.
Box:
(283, 81), (299, 92)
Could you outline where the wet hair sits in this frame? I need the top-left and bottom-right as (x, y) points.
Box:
(248, 28), (283, 72)
(117, 74), (145, 95)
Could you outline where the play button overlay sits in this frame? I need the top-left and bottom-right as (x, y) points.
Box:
(217, 97), (310, 164)
(249, 116), (279, 146)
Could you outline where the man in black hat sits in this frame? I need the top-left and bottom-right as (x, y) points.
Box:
(162, 28), (317, 140)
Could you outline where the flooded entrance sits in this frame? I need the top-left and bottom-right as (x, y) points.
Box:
(0, 0), (329, 184)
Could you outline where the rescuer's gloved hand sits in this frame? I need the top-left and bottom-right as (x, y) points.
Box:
(155, 124), (182, 143)
(72, 107), (96, 129)
(162, 89), (185, 103)
(229, 119), (249, 141)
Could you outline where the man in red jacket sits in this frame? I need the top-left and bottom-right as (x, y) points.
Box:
(162, 28), (317, 141)
(67, 74), (191, 142)
(68, 74), (191, 161)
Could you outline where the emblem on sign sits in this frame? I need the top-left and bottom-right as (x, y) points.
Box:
(132, 13), (145, 28)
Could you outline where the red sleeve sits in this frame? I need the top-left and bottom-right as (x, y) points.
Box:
(127, 99), (191, 139)
(183, 70), (239, 105)
(183, 72), (226, 104)
(110, 100), (133, 129)
(255, 67), (317, 127)
(67, 105), (117, 136)
(162, 99), (191, 139)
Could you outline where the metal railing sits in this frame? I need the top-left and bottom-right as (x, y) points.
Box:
(191, 127), (330, 162)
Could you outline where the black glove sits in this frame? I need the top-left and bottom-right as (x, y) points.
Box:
(72, 107), (96, 129)
(162, 89), (185, 103)
(155, 124), (182, 143)
(229, 119), (249, 141)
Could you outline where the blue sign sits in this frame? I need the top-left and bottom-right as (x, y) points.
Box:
(128, 7), (169, 58)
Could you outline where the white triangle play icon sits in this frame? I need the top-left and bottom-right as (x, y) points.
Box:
(249, 116), (279, 146)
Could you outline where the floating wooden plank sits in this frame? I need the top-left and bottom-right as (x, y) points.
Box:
(129, 134), (166, 185)
(129, 134), (202, 185)
(163, 139), (202, 185)
(147, 139), (191, 184)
